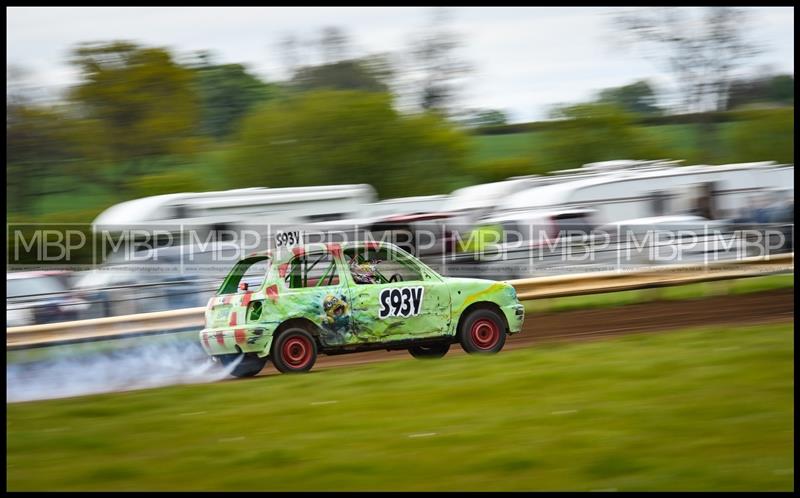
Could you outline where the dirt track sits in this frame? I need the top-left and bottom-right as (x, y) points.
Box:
(291, 288), (794, 373)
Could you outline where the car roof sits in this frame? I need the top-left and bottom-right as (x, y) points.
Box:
(246, 241), (404, 264)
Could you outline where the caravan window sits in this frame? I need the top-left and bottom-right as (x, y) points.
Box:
(650, 190), (669, 216)
(305, 213), (346, 222)
(552, 212), (594, 236)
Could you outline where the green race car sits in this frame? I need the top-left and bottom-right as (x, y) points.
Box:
(200, 241), (525, 376)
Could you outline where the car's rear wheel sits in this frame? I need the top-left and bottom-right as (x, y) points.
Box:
(408, 342), (450, 359)
(458, 308), (507, 354)
(272, 328), (318, 373)
(217, 353), (268, 378)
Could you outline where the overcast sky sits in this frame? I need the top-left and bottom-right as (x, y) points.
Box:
(6, 6), (795, 122)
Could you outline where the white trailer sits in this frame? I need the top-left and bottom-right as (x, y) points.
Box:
(91, 184), (378, 257)
(93, 184), (377, 230)
(493, 161), (793, 225)
(365, 195), (451, 219)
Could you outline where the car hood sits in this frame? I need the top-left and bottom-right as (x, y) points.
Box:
(443, 277), (516, 297)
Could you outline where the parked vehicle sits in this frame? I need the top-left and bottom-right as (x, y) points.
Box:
(468, 208), (601, 279)
(365, 195), (451, 219)
(494, 161), (794, 226)
(72, 243), (238, 317)
(6, 271), (89, 326)
(597, 215), (741, 265)
(92, 184), (379, 251)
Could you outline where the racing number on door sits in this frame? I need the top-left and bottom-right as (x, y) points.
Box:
(379, 286), (424, 319)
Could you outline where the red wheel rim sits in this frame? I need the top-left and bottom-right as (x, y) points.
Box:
(470, 319), (500, 350)
(282, 335), (312, 367)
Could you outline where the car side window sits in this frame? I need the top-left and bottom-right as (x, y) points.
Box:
(285, 252), (340, 289)
(344, 247), (424, 285)
(218, 256), (270, 295)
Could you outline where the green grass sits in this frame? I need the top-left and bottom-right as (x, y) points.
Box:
(468, 122), (748, 166)
(7, 322), (794, 491)
(470, 131), (545, 164)
(525, 274), (794, 314)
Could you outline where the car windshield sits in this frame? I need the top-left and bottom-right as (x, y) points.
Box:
(7, 276), (66, 298)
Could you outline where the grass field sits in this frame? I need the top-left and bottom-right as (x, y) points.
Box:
(7, 322), (794, 491)
(469, 122), (744, 165)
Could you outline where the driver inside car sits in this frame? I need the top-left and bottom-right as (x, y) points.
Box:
(349, 258), (381, 285)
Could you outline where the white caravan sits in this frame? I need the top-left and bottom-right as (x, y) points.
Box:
(493, 161), (794, 226)
(91, 184), (378, 256)
(93, 185), (377, 230)
(366, 195), (451, 220)
(440, 161), (674, 228)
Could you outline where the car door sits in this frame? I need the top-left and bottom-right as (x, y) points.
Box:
(280, 249), (355, 348)
(342, 244), (451, 343)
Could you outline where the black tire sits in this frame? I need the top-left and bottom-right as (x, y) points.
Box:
(271, 328), (318, 373)
(458, 308), (507, 354)
(408, 342), (450, 359)
(218, 353), (268, 378)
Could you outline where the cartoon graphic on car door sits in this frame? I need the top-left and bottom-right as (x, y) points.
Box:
(342, 244), (451, 342)
(278, 249), (355, 347)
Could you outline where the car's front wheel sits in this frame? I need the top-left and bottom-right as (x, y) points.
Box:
(217, 353), (268, 378)
(458, 308), (507, 354)
(408, 342), (450, 359)
(272, 328), (318, 373)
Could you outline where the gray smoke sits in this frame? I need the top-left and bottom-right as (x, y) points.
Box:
(7, 337), (242, 403)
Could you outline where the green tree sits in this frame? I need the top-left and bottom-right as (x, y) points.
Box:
(127, 171), (209, 198)
(69, 41), (200, 180)
(540, 103), (670, 170)
(404, 8), (472, 116)
(727, 74), (794, 110)
(227, 90), (469, 197)
(597, 80), (662, 116)
(614, 7), (760, 114)
(290, 58), (392, 94)
(191, 58), (276, 139)
(6, 105), (82, 214)
(614, 8), (762, 158)
(458, 109), (510, 128)
(727, 108), (793, 164)
(465, 157), (541, 183)
(767, 75), (794, 106)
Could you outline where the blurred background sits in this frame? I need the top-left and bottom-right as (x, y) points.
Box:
(5, 7), (795, 492)
(6, 6), (795, 324)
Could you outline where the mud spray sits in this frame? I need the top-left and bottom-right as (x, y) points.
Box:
(6, 336), (242, 403)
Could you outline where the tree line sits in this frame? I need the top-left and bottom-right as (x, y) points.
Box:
(6, 7), (794, 220)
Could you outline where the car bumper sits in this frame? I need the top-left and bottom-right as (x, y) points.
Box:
(501, 302), (525, 334)
(199, 325), (273, 357)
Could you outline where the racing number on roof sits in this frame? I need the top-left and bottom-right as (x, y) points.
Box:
(275, 230), (301, 247)
(379, 286), (424, 319)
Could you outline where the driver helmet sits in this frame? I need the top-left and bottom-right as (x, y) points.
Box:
(350, 259), (378, 284)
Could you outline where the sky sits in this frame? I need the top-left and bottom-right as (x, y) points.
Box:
(6, 6), (795, 122)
